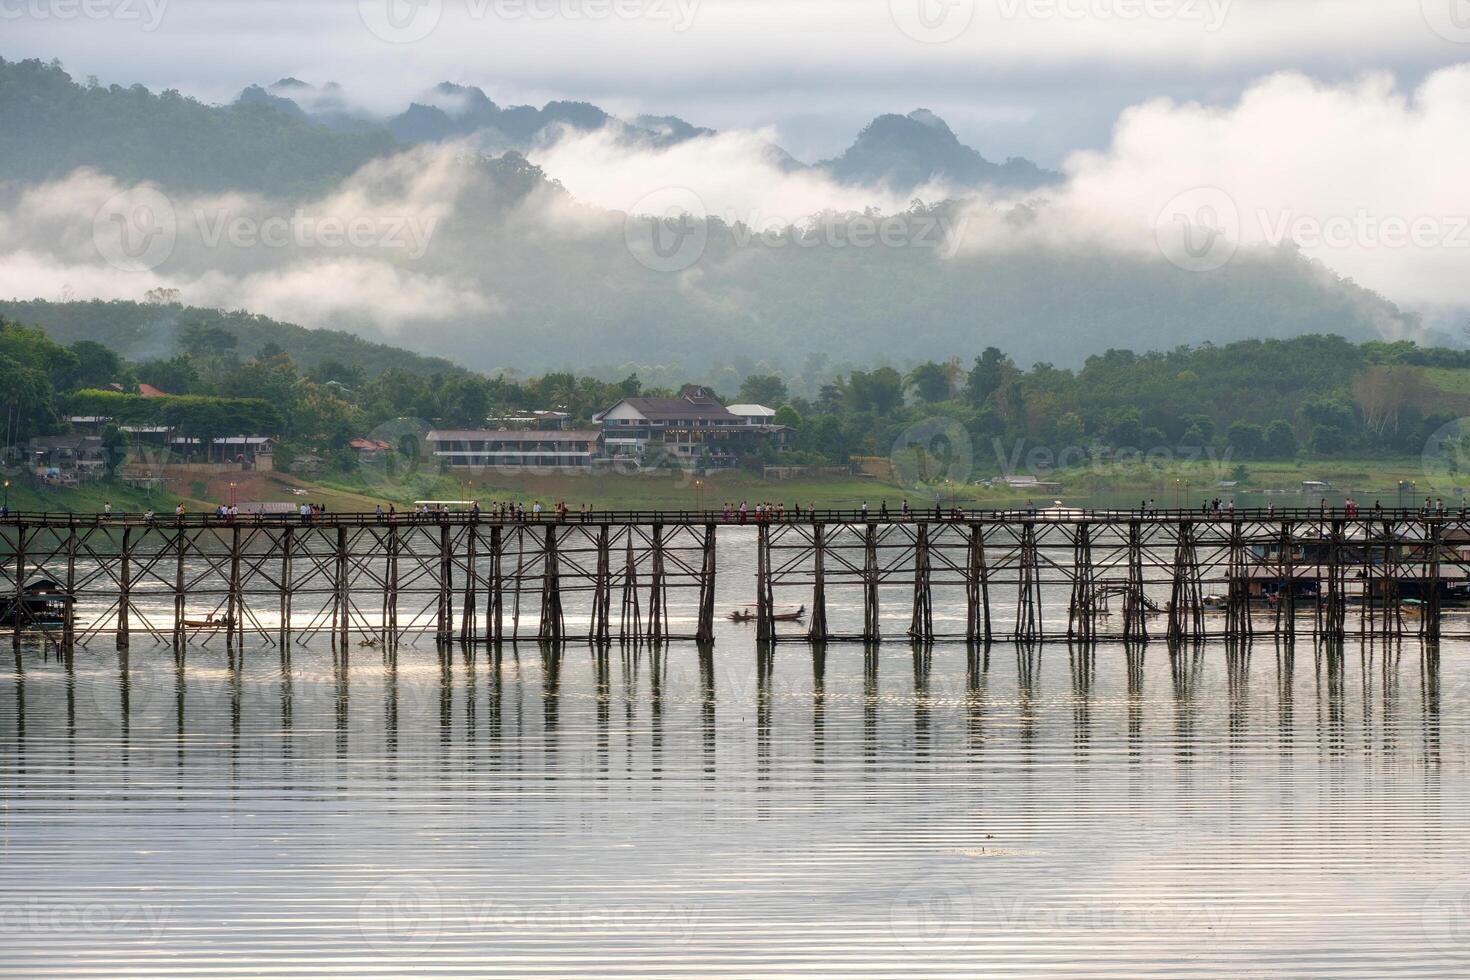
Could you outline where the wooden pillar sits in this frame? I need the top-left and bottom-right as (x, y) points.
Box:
(1226, 520), (1252, 640)
(11, 524), (25, 650)
(487, 524), (503, 647)
(226, 524), (243, 650)
(279, 526), (294, 650)
(808, 523), (828, 643)
(648, 524), (667, 641)
(437, 521), (453, 644)
(1121, 520), (1146, 643)
(590, 524), (611, 645)
(334, 524), (349, 650)
(1325, 518), (1345, 640)
(63, 518), (76, 654)
(460, 524), (478, 643)
(755, 522), (773, 642)
(862, 522), (880, 643)
(1426, 518), (1442, 640)
(696, 523), (717, 644)
(117, 526), (131, 650)
(539, 522), (563, 642)
(1015, 521), (1041, 642)
(908, 522), (932, 640)
(620, 532), (640, 642)
(967, 523), (991, 644)
(1070, 522), (1095, 642)
(380, 525), (396, 650)
(1276, 522), (1294, 642)
(173, 526), (187, 651)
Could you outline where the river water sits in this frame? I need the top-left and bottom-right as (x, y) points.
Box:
(2, 536), (1470, 977)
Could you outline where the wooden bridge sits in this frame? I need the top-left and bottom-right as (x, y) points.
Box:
(1, 508), (1467, 651)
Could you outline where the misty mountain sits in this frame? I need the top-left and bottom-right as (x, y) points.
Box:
(0, 56), (1435, 378)
(0, 298), (466, 379)
(0, 58), (394, 194)
(821, 110), (1061, 192)
(239, 79), (1052, 192)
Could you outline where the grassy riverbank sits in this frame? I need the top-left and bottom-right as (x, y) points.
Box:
(4, 455), (1450, 515)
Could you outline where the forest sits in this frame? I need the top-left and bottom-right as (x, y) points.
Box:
(0, 308), (1462, 477)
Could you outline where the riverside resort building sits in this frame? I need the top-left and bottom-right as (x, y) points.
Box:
(425, 386), (788, 472)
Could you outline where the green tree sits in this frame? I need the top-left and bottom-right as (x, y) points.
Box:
(1264, 419), (1298, 457)
(69, 340), (123, 389)
(1226, 421), (1265, 459)
(738, 374), (788, 406)
(966, 347), (1007, 407)
(907, 361), (951, 403)
(100, 423), (129, 475)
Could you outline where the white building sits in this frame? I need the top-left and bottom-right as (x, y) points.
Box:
(725, 404), (778, 426)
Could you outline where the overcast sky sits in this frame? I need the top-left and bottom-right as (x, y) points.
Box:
(6, 0), (1470, 164)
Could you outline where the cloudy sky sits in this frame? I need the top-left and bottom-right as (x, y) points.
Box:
(6, 0), (1470, 164)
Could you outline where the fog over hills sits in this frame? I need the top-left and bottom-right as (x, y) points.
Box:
(0, 56), (1457, 375)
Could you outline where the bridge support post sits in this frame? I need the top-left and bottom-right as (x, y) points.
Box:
(755, 522), (774, 642)
(862, 522), (880, 643)
(334, 524), (349, 651)
(967, 523), (990, 645)
(1123, 520), (1146, 644)
(591, 524), (611, 645)
(459, 524), (477, 644)
(909, 522), (932, 640)
(1070, 523), (1095, 642)
(63, 518), (76, 654)
(648, 524), (666, 642)
(9, 525), (25, 649)
(697, 523), (717, 644)
(620, 532), (640, 642)
(116, 526), (131, 651)
(1226, 520), (1252, 640)
(1015, 522), (1041, 642)
(173, 527), (187, 653)
(809, 523), (828, 643)
(280, 527), (294, 651)
(381, 525), (397, 651)
(487, 524), (502, 649)
(227, 524), (243, 651)
(1427, 518), (1442, 640)
(540, 523), (564, 642)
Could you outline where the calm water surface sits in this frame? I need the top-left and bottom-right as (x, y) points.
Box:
(3, 580), (1470, 976)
